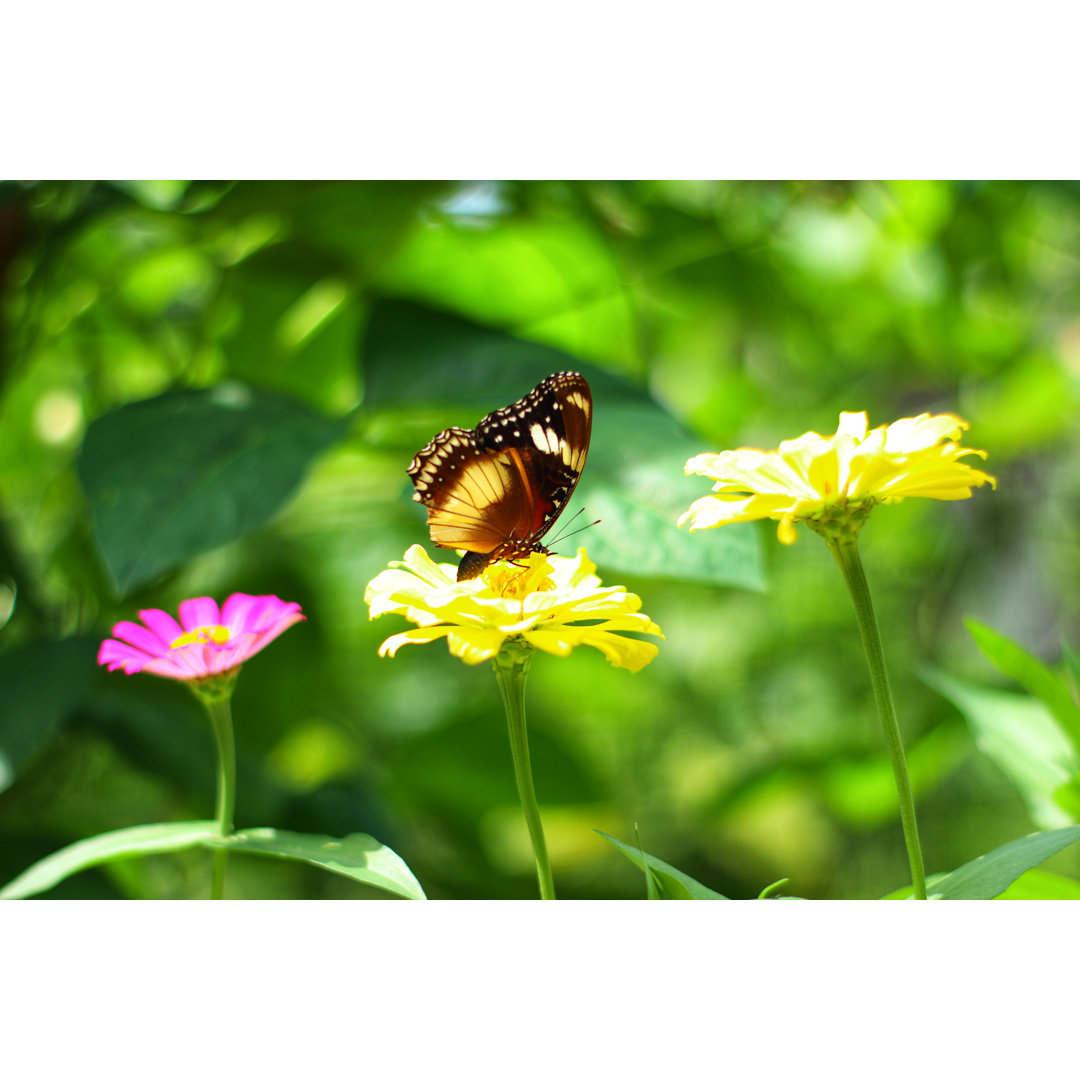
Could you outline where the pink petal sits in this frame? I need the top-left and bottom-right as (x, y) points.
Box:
(138, 607), (184, 647)
(222, 593), (301, 634)
(98, 639), (153, 673)
(140, 653), (204, 680)
(220, 593), (262, 634)
(109, 621), (171, 657)
(179, 597), (221, 632)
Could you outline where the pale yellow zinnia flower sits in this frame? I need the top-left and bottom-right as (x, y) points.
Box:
(366, 545), (663, 671)
(679, 411), (996, 545)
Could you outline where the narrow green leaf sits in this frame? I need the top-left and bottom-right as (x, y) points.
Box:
(0, 821), (218, 899)
(596, 830), (728, 899)
(78, 384), (349, 594)
(921, 666), (1078, 829)
(0, 636), (99, 793)
(965, 618), (1080, 755)
(203, 828), (426, 900)
(929, 825), (1080, 899)
(633, 824), (660, 900)
(758, 877), (791, 899)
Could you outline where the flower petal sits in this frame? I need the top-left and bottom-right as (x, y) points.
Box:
(681, 410), (995, 541)
(368, 546), (662, 670)
(110, 620), (171, 657)
(137, 608), (184, 648)
(178, 597), (221, 632)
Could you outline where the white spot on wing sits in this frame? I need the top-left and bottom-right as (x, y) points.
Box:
(530, 423), (560, 454)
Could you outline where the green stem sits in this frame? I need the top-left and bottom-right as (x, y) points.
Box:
(202, 694), (237, 901)
(492, 644), (555, 900)
(827, 535), (927, 900)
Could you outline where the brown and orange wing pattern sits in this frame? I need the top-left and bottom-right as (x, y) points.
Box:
(407, 372), (593, 581)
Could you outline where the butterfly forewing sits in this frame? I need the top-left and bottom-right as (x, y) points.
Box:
(408, 372), (593, 580)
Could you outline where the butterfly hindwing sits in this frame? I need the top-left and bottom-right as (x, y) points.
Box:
(408, 372), (593, 581)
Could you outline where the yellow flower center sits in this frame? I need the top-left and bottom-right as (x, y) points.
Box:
(170, 624), (231, 649)
(482, 554), (556, 598)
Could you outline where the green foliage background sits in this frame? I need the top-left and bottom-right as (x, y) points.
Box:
(2, 179), (1078, 899)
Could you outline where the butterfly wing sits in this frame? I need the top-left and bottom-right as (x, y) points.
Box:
(408, 372), (593, 581)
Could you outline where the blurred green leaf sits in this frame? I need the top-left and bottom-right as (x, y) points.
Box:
(205, 828), (426, 900)
(965, 617), (1080, 754)
(821, 720), (971, 826)
(929, 825), (1080, 899)
(362, 300), (763, 590)
(78, 385), (349, 594)
(921, 667), (1078, 829)
(596, 830), (729, 899)
(0, 636), (99, 793)
(0, 820), (218, 899)
(1062, 639), (1080, 707)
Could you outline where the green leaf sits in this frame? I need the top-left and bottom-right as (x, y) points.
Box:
(758, 877), (791, 899)
(0, 636), (99, 793)
(632, 824), (660, 899)
(0, 821), (219, 899)
(929, 825), (1080, 899)
(965, 618), (1080, 755)
(1, 822), (426, 900)
(997, 868), (1080, 899)
(595, 830), (728, 899)
(362, 300), (764, 590)
(204, 828), (426, 900)
(78, 385), (349, 593)
(921, 666), (1078, 829)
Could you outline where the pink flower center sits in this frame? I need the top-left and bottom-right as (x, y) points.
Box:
(170, 624), (232, 649)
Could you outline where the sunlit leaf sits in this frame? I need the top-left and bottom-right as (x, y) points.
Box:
(0, 821), (426, 900)
(78, 384), (349, 593)
(929, 825), (1080, 899)
(596, 830), (728, 899)
(204, 828), (426, 900)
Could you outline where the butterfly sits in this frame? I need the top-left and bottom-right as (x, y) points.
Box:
(408, 372), (593, 581)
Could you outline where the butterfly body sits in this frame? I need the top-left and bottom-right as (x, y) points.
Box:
(408, 372), (592, 581)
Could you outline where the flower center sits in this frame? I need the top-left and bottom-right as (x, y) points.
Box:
(483, 553), (556, 598)
(170, 624), (232, 649)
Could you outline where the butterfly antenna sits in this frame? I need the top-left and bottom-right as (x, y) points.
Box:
(549, 506), (601, 548)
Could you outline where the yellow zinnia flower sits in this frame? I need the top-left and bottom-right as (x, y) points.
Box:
(366, 545), (663, 671)
(679, 411), (996, 545)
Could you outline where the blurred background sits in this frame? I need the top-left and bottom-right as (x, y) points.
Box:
(1, 179), (1078, 899)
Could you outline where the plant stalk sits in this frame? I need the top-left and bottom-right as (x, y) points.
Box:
(202, 693), (237, 900)
(827, 535), (927, 900)
(492, 645), (555, 900)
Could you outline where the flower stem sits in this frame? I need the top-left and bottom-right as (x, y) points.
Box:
(492, 645), (555, 900)
(826, 535), (927, 900)
(202, 693), (237, 901)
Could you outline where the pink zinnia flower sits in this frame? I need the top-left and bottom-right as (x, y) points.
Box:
(98, 593), (305, 681)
